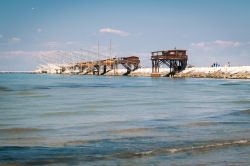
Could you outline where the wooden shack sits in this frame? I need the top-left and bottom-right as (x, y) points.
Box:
(151, 49), (188, 77)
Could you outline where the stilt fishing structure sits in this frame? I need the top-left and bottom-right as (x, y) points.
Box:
(36, 41), (188, 77)
(37, 40), (141, 75)
(151, 49), (188, 77)
(70, 40), (140, 75)
(76, 56), (140, 76)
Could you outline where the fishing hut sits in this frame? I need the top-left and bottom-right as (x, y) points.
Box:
(151, 49), (188, 77)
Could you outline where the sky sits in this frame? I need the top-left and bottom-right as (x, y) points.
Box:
(0, 0), (250, 71)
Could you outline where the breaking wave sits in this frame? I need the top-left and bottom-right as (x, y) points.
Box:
(114, 139), (250, 159)
(240, 109), (250, 115)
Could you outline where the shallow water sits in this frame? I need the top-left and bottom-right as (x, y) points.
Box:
(0, 74), (250, 165)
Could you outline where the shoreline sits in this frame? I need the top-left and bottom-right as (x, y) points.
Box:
(1, 66), (250, 79)
(0, 71), (35, 74)
(174, 66), (250, 79)
(88, 66), (250, 79)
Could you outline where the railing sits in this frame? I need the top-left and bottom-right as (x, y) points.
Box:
(151, 55), (188, 60)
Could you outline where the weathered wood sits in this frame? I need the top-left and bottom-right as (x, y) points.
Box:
(75, 56), (140, 75)
(151, 49), (188, 77)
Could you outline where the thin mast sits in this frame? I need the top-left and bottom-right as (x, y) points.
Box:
(97, 40), (99, 60)
(109, 39), (112, 58)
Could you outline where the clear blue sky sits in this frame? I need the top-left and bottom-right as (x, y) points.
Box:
(0, 0), (250, 70)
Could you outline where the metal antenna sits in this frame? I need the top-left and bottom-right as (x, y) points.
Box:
(109, 39), (112, 58)
(98, 40), (100, 60)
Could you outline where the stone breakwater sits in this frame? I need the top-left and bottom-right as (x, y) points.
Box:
(104, 68), (170, 77)
(174, 66), (250, 79)
(34, 66), (250, 79)
(105, 66), (250, 79)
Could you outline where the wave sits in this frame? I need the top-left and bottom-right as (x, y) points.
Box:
(0, 86), (12, 91)
(15, 91), (36, 96)
(1, 138), (250, 163)
(232, 100), (250, 104)
(240, 109), (250, 115)
(42, 111), (82, 116)
(61, 138), (250, 159)
(228, 109), (250, 116)
(63, 140), (100, 146)
(185, 121), (218, 128)
(0, 127), (43, 133)
(63, 136), (149, 147)
(186, 120), (250, 127)
(111, 128), (151, 134)
(220, 83), (241, 86)
(114, 139), (250, 159)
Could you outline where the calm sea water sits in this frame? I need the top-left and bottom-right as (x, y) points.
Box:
(0, 74), (250, 165)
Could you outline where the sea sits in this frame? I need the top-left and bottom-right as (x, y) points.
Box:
(0, 73), (250, 165)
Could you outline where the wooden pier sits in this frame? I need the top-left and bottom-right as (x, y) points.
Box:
(151, 49), (188, 77)
(75, 56), (140, 75)
(38, 49), (189, 76)
(116, 56), (140, 75)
